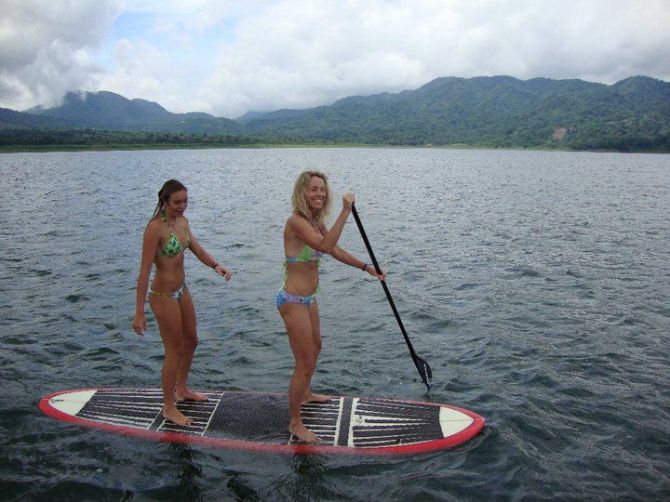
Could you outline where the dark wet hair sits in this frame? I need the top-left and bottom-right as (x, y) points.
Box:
(151, 179), (187, 220)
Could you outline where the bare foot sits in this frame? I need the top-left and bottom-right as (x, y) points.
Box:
(163, 407), (193, 427)
(175, 389), (209, 402)
(289, 422), (320, 443)
(302, 392), (331, 404)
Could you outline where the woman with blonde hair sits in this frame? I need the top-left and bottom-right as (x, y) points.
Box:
(132, 179), (232, 426)
(278, 171), (384, 442)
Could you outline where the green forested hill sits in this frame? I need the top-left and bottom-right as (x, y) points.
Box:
(2, 76), (669, 151)
(242, 76), (670, 151)
(0, 107), (68, 129)
(27, 91), (243, 134)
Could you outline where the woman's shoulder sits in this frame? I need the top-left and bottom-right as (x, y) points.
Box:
(143, 218), (165, 243)
(286, 212), (304, 227)
(145, 218), (163, 232)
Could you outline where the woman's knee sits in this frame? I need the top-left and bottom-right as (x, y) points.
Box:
(164, 343), (186, 361)
(183, 333), (199, 352)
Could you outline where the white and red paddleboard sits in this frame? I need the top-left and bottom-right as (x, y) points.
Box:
(39, 388), (484, 455)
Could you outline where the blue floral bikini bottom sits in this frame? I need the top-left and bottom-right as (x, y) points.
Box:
(275, 287), (315, 309)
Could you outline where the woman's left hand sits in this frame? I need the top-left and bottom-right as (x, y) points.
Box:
(365, 264), (386, 281)
(214, 265), (233, 281)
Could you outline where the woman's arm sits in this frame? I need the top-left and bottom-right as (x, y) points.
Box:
(133, 221), (160, 335)
(331, 245), (386, 280)
(185, 219), (232, 280)
(290, 193), (354, 253)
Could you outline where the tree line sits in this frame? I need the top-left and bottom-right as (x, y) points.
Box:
(0, 129), (292, 149)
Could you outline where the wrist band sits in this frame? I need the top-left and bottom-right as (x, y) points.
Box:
(211, 262), (219, 270)
(361, 263), (367, 271)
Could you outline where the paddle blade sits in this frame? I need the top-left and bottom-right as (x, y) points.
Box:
(415, 356), (433, 389)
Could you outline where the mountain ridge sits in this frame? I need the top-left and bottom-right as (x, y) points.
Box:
(25, 90), (242, 134)
(2, 75), (669, 151)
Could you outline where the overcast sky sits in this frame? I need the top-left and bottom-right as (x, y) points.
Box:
(1, 0), (669, 118)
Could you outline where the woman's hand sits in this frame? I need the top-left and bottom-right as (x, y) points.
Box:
(214, 265), (233, 281)
(364, 264), (386, 281)
(132, 313), (146, 336)
(342, 192), (355, 211)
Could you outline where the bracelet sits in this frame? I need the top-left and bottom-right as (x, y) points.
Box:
(361, 263), (367, 271)
(211, 262), (219, 270)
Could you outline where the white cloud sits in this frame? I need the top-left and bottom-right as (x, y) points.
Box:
(95, 36), (215, 114)
(0, 0), (123, 110)
(201, 1), (436, 116)
(198, 0), (670, 117)
(1, 0), (669, 116)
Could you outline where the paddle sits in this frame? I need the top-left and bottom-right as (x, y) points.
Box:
(351, 204), (432, 390)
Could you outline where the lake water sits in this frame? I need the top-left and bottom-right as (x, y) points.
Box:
(1, 147), (668, 500)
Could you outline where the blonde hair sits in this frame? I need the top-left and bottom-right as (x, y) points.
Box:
(291, 170), (331, 222)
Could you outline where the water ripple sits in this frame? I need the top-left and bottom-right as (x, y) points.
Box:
(1, 148), (669, 500)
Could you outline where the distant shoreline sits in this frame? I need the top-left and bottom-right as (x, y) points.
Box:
(2, 143), (666, 154)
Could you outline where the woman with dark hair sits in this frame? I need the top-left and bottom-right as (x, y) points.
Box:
(132, 179), (232, 426)
(278, 170), (384, 442)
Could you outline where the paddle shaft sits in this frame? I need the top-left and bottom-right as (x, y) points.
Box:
(351, 204), (431, 388)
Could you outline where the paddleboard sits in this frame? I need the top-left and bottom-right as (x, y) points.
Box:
(39, 388), (484, 455)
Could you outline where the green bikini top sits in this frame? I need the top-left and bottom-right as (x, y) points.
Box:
(285, 245), (324, 264)
(285, 224), (325, 264)
(159, 219), (191, 257)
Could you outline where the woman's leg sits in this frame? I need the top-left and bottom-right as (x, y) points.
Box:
(303, 301), (330, 403)
(174, 289), (207, 402)
(149, 295), (192, 426)
(280, 302), (320, 442)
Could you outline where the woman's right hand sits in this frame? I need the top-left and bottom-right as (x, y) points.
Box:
(132, 313), (146, 336)
(342, 192), (355, 211)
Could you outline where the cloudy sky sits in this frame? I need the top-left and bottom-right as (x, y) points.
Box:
(1, 0), (669, 118)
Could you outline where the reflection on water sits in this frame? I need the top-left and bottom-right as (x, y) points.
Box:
(1, 148), (669, 499)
